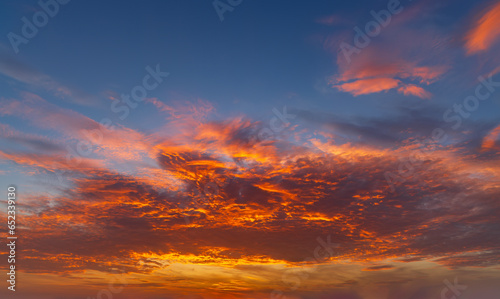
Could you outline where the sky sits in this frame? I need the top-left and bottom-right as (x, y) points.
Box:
(1, 0), (500, 298)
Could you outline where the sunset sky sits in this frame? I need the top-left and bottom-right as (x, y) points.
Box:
(1, 0), (500, 298)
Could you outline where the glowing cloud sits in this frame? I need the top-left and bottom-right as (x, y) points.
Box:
(465, 1), (500, 55)
(397, 84), (432, 99)
(482, 124), (500, 150)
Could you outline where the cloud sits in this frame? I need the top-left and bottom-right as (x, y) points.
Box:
(333, 78), (400, 96)
(481, 124), (500, 151)
(2, 97), (500, 298)
(330, 47), (447, 98)
(0, 51), (96, 105)
(315, 14), (345, 26)
(397, 84), (432, 99)
(5, 106), (500, 275)
(0, 122), (64, 153)
(292, 106), (458, 147)
(362, 265), (395, 271)
(0, 148), (105, 176)
(0, 92), (155, 162)
(465, 1), (500, 55)
(326, 4), (449, 98)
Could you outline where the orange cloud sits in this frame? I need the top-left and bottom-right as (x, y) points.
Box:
(0, 149), (105, 175)
(3, 95), (500, 299)
(481, 124), (500, 150)
(465, 1), (500, 55)
(397, 84), (432, 99)
(330, 44), (447, 98)
(333, 78), (401, 96)
(0, 92), (157, 162)
(327, 8), (449, 98)
(399, 66), (449, 85)
(331, 54), (448, 97)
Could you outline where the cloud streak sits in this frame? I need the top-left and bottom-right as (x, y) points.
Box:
(465, 1), (500, 55)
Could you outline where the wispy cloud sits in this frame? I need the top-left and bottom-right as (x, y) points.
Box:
(397, 84), (432, 99)
(465, 1), (500, 55)
(325, 4), (449, 99)
(315, 14), (345, 26)
(481, 124), (500, 151)
(0, 50), (96, 105)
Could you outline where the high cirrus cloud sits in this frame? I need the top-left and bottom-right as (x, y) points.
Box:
(465, 1), (500, 55)
(0, 49), (97, 105)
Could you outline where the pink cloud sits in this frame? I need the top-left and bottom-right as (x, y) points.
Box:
(481, 124), (500, 151)
(397, 84), (432, 99)
(333, 77), (401, 96)
(0, 92), (156, 162)
(325, 5), (449, 99)
(316, 14), (343, 26)
(465, 1), (500, 55)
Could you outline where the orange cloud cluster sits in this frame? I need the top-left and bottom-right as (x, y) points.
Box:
(326, 2), (451, 99)
(330, 56), (447, 98)
(1, 94), (500, 298)
(2, 98), (500, 268)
